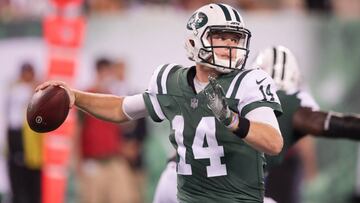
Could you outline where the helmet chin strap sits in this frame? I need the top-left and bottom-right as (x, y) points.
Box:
(214, 66), (233, 73)
(212, 53), (244, 72)
(198, 49), (245, 73)
(212, 56), (234, 73)
(213, 54), (236, 68)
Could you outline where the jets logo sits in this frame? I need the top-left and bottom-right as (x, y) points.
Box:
(186, 12), (208, 31)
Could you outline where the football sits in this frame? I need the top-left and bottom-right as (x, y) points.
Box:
(26, 85), (70, 133)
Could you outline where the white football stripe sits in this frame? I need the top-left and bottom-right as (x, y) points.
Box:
(161, 63), (177, 94)
(148, 64), (165, 94)
(226, 72), (241, 98)
(149, 94), (165, 120)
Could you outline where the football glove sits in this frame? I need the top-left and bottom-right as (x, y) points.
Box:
(204, 75), (238, 129)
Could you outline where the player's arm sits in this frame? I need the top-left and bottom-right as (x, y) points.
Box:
(245, 124), (282, 155)
(36, 81), (148, 123)
(293, 107), (360, 140)
(205, 76), (283, 155)
(72, 89), (129, 122)
(242, 107), (283, 155)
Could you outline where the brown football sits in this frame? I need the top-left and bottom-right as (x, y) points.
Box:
(26, 85), (70, 133)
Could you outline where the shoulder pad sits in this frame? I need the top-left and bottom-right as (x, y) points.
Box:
(146, 63), (182, 94)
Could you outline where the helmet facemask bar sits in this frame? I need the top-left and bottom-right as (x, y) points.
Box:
(198, 26), (251, 72)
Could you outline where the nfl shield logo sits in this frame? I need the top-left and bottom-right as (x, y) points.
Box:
(190, 98), (198, 109)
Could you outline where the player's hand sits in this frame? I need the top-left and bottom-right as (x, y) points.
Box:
(35, 81), (75, 108)
(204, 75), (237, 129)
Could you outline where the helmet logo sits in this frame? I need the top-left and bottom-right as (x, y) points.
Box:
(186, 12), (208, 31)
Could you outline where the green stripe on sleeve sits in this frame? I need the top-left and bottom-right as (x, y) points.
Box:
(156, 64), (169, 94)
(230, 69), (253, 99)
(142, 93), (162, 122)
(240, 101), (283, 117)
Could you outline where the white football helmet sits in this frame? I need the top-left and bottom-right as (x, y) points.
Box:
(185, 3), (251, 73)
(254, 45), (302, 92)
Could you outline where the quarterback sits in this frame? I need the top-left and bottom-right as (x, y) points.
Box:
(153, 45), (360, 203)
(37, 3), (283, 203)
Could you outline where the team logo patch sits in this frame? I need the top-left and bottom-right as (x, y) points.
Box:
(190, 98), (198, 109)
(186, 12), (208, 31)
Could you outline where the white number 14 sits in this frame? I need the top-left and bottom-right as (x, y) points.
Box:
(172, 116), (227, 177)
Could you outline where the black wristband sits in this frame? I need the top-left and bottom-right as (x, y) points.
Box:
(233, 117), (250, 139)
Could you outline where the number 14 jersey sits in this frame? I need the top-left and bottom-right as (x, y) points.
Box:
(143, 64), (282, 203)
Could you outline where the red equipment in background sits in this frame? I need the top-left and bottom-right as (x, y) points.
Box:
(42, 1), (85, 202)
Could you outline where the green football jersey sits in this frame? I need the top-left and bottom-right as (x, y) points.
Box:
(265, 90), (319, 172)
(143, 64), (282, 203)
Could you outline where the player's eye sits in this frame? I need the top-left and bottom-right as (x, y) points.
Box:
(230, 38), (239, 43)
(211, 34), (222, 40)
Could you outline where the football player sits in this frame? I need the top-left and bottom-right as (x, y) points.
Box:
(153, 45), (360, 203)
(255, 45), (360, 170)
(37, 4), (283, 203)
(256, 45), (360, 203)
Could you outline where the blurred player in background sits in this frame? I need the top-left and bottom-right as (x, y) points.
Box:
(37, 3), (284, 203)
(6, 62), (42, 203)
(153, 45), (360, 203)
(255, 46), (320, 203)
(75, 58), (140, 203)
(111, 58), (148, 202)
(255, 45), (360, 203)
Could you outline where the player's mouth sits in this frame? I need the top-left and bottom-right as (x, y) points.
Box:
(218, 54), (235, 61)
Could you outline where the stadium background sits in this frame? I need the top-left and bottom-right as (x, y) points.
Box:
(0, 0), (360, 202)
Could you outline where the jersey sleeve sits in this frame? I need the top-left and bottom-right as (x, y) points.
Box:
(122, 94), (148, 120)
(142, 63), (181, 122)
(296, 90), (320, 111)
(230, 69), (282, 117)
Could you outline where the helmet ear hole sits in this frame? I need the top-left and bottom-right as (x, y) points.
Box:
(189, 40), (195, 47)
